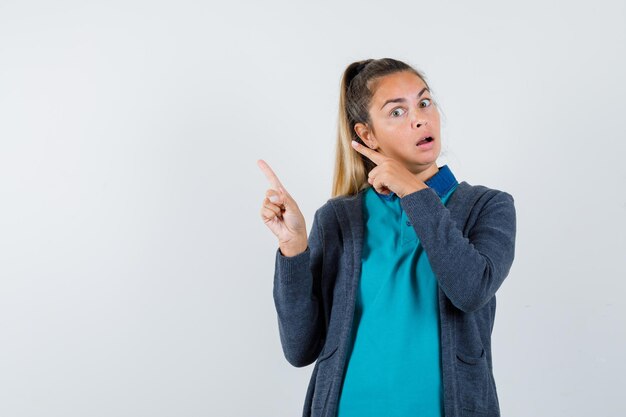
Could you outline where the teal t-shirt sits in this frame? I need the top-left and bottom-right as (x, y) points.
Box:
(337, 165), (459, 417)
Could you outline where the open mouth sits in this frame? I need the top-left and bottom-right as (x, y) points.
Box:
(416, 137), (434, 146)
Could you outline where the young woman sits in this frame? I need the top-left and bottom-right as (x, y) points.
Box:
(258, 58), (517, 417)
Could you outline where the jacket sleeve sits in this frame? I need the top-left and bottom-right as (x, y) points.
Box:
(272, 209), (325, 368)
(400, 187), (517, 313)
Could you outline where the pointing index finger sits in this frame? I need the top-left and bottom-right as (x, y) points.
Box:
(257, 159), (285, 191)
(351, 140), (385, 166)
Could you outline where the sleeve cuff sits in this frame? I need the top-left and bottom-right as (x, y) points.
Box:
(399, 186), (452, 238)
(275, 246), (311, 284)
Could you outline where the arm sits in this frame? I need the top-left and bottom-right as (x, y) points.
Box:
(272, 209), (325, 367)
(400, 187), (517, 313)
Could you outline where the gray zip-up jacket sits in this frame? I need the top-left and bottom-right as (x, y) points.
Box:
(273, 180), (517, 417)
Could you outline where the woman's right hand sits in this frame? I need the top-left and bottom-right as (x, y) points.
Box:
(257, 159), (308, 256)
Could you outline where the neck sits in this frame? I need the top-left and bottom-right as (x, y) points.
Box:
(409, 163), (439, 183)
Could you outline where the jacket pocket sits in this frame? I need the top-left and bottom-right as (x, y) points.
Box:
(456, 347), (485, 365)
(455, 347), (490, 413)
(317, 344), (338, 364)
(312, 345), (338, 411)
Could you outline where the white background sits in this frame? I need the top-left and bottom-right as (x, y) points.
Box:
(1, 1), (624, 416)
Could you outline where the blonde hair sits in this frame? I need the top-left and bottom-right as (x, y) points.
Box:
(331, 58), (431, 198)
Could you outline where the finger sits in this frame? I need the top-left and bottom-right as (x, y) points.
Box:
(367, 165), (379, 179)
(278, 185), (292, 202)
(257, 159), (286, 192)
(262, 199), (283, 217)
(351, 140), (385, 166)
(266, 189), (284, 205)
(263, 196), (284, 213)
(261, 206), (282, 222)
(372, 177), (389, 195)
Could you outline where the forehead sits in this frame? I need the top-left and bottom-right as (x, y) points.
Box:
(370, 71), (426, 101)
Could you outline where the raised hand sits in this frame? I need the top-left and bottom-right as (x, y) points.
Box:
(350, 140), (427, 198)
(257, 159), (308, 256)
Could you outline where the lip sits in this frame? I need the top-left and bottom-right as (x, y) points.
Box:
(416, 138), (434, 150)
(416, 135), (435, 146)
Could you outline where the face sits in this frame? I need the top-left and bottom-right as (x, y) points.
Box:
(354, 70), (441, 176)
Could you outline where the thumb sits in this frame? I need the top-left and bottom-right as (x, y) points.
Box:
(278, 186), (293, 208)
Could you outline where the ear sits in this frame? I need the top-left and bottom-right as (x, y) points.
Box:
(354, 122), (379, 150)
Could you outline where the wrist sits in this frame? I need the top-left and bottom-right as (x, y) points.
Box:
(279, 238), (308, 257)
(400, 182), (428, 198)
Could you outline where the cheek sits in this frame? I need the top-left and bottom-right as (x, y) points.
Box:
(431, 110), (441, 126)
(386, 123), (409, 138)
(377, 120), (398, 134)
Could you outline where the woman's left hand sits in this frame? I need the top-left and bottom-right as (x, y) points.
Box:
(351, 140), (428, 198)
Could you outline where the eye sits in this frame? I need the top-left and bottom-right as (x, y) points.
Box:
(419, 98), (432, 108)
(390, 108), (406, 117)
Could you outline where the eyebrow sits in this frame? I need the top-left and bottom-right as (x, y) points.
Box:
(380, 87), (430, 110)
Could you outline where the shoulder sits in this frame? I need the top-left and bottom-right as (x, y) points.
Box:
(320, 189), (364, 214)
(310, 190), (364, 230)
(454, 181), (516, 232)
(455, 180), (515, 206)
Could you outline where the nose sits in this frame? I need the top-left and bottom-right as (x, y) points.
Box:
(413, 119), (428, 129)
(411, 110), (428, 129)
